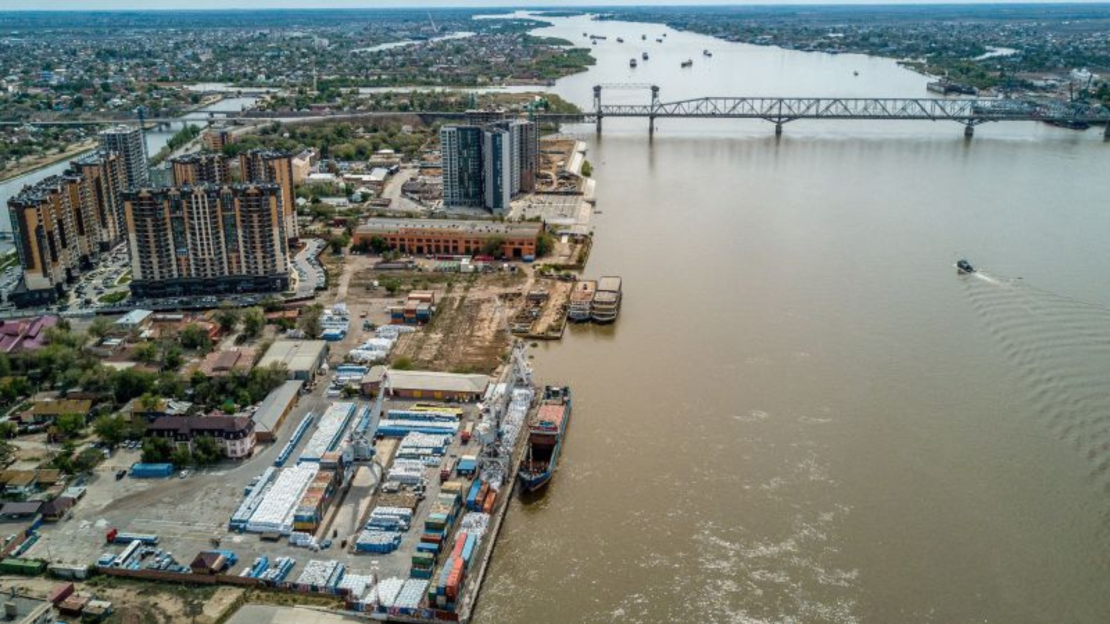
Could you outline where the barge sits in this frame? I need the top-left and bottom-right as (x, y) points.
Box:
(519, 386), (572, 492)
(568, 280), (596, 322)
(591, 276), (623, 323)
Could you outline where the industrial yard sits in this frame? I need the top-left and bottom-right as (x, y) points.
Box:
(20, 340), (537, 621)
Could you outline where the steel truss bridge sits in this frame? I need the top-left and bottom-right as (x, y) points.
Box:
(587, 85), (1110, 138)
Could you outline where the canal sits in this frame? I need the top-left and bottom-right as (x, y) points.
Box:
(477, 13), (1110, 624)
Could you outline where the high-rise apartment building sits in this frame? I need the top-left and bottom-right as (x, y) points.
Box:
(7, 153), (126, 307)
(239, 150), (297, 239)
(441, 126), (485, 209)
(483, 127), (513, 215)
(98, 125), (149, 189)
(72, 150), (126, 250)
(171, 153), (231, 187)
(441, 120), (538, 213)
(123, 184), (290, 298)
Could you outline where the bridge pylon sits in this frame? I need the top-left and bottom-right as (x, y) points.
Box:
(649, 85), (660, 138)
(593, 85), (603, 135)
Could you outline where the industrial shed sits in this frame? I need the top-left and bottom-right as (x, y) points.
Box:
(360, 366), (490, 402)
(257, 340), (328, 380)
(252, 380), (304, 442)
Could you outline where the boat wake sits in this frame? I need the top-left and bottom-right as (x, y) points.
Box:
(964, 273), (1110, 491)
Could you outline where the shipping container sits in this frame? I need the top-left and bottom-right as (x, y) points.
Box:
(129, 463), (174, 478)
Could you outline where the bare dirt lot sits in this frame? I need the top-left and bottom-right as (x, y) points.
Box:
(0, 575), (244, 624)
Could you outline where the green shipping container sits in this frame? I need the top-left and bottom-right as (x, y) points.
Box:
(0, 558), (46, 575)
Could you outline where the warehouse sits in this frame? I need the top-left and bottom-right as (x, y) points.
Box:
(353, 218), (541, 259)
(257, 340), (329, 380)
(361, 366), (490, 402)
(252, 380), (304, 442)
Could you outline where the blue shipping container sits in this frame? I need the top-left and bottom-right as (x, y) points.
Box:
(130, 463), (174, 478)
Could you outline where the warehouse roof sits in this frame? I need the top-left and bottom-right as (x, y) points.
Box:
(258, 340), (327, 373)
(252, 380), (304, 434)
(357, 218), (541, 239)
(363, 366), (490, 395)
(116, 309), (153, 327)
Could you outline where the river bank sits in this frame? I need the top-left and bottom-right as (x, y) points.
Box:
(0, 139), (98, 184)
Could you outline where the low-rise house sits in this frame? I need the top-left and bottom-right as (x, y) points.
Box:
(114, 309), (154, 334)
(41, 496), (76, 521)
(0, 500), (43, 520)
(196, 347), (257, 377)
(18, 399), (93, 427)
(121, 397), (192, 423)
(0, 315), (59, 353)
(146, 416), (256, 459)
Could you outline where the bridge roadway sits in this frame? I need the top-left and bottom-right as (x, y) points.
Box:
(3, 94), (1108, 139)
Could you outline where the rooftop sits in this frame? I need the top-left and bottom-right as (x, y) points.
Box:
(357, 218), (542, 239)
(252, 380), (304, 434)
(0, 315), (59, 353)
(363, 366), (490, 395)
(116, 309), (153, 326)
(257, 340), (327, 373)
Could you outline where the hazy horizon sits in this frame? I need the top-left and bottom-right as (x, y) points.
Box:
(6, 0), (1110, 12)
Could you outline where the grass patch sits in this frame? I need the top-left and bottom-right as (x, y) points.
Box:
(100, 291), (129, 304)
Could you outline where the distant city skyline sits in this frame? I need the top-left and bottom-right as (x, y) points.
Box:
(6, 0), (1109, 11)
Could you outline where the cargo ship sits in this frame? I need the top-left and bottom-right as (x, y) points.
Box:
(591, 276), (622, 323)
(568, 280), (596, 322)
(519, 386), (572, 492)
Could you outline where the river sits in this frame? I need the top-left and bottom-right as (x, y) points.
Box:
(0, 96), (258, 237)
(476, 13), (1110, 624)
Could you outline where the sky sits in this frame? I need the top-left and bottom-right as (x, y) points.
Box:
(5, 0), (1109, 10)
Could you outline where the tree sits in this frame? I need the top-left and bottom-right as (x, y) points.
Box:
(298, 304), (324, 339)
(215, 304), (240, 333)
(381, 277), (402, 296)
(159, 342), (183, 371)
(87, 317), (113, 339)
(132, 342), (159, 363)
(55, 413), (86, 438)
(113, 368), (156, 403)
(368, 236), (390, 254)
(241, 307), (265, 339)
(170, 446), (193, 468)
(73, 448), (102, 473)
(536, 232), (556, 257)
(180, 324), (213, 352)
(580, 159), (593, 177)
(481, 236), (507, 258)
(141, 437), (172, 463)
(93, 414), (128, 446)
(192, 436), (222, 466)
(329, 233), (350, 254)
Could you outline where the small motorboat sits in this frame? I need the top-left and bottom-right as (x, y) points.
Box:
(680, 59), (693, 68)
(617, 37), (624, 43)
(629, 58), (637, 68)
(642, 52), (649, 60)
(853, 70), (859, 76)
(956, 259), (976, 274)
(703, 49), (712, 57)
